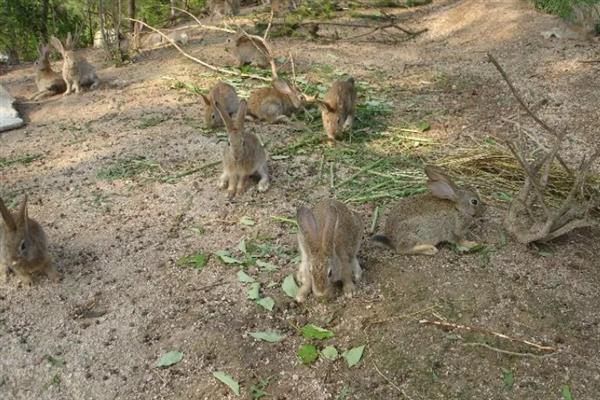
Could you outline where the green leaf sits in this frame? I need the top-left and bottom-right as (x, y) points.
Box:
(247, 282), (261, 300)
(416, 121), (431, 132)
(302, 324), (334, 340)
(237, 270), (255, 283)
(321, 346), (339, 361)
(256, 259), (278, 272)
(536, 243), (554, 258)
(560, 385), (573, 400)
(298, 344), (318, 365)
(495, 192), (512, 202)
(256, 297), (275, 311)
(155, 351), (183, 368)
(501, 368), (514, 390)
(282, 274), (299, 298)
(238, 239), (247, 254)
(249, 331), (285, 342)
(240, 216), (255, 226)
(342, 345), (365, 367)
(271, 155), (290, 160)
(177, 252), (208, 270)
(216, 251), (243, 265)
(212, 371), (240, 395)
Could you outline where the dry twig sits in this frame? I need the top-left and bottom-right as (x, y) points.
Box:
(419, 318), (556, 353)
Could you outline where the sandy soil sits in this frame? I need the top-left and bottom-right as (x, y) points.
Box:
(1, 1), (600, 399)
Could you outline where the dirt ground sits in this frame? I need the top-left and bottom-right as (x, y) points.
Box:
(1, 1), (600, 399)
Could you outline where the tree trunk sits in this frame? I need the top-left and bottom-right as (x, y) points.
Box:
(40, 0), (49, 41)
(128, 0), (135, 32)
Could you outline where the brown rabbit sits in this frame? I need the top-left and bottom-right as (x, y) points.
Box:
(229, 32), (270, 69)
(296, 200), (363, 302)
(200, 82), (240, 129)
(247, 78), (305, 123)
(319, 77), (357, 143)
(215, 99), (270, 198)
(0, 196), (59, 285)
(50, 33), (99, 95)
(31, 43), (66, 101)
(373, 166), (483, 255)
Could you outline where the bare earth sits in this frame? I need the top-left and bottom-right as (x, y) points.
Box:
(1, 1), (600, 399)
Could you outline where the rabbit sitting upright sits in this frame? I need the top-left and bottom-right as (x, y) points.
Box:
(215, 99), (270, 198)
(295, 200), (363, 302)
(0, 196), (60, 285)
(31, 43), (66, 101)
(373, 166), (484, 255)
(50, 33), (99, 95)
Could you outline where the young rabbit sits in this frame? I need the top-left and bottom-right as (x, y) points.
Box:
(229, 32), (270, 68)
(0, 195), (60, 285)
(296, 200), (363, 302)
(215, 99), (270, 198)
(319, 77), (357, 144)
(50, 33), (99, 95)
(247, 78), (305, 123)
(200, 82), (240, 129)
(31, 43), (66, 101)
(373, 166), (483, 255)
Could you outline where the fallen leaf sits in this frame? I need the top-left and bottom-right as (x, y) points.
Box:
(282, 274), (299, 299)
(247, 282), (261, 300)
(298, 344), (318, 365)
(501, 368), (514, 390)
(342, 345), (365, 367)
(216, 251), (243, 265)
(256, 297), (275, 311)
(249, 331), (285, 343)
(302, 324), (334, 340)
(212, 371), (240, 395)
(321, 346), (339, 361)
(560, 385), (573, 400)
(237, 270), (255, 283)
(155, 351), (183, 368)
(256, 259), (278, 272)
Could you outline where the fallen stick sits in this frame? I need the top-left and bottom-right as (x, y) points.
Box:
(419, 318), (557, 353)
(126, 18), (270, 82)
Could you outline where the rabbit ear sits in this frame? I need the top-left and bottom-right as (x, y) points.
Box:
(425, 166), (458, 202)
(320, 204), (337, 254)
(235, 100), (247, 131)
(297, 205), (319, 249)
(272, 79), (292, 95)
(318, 100), (336, 113)
(17, 195), (28, 228)
(37, 43), (44, 56)
(214, 100), (235, 132)
(200, 93), (211, 106)
(49, 36), (65, 54)
(0, 197), (16, 231)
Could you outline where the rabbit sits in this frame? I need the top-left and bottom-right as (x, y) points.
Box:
(318, 77), (357, 144)
(373, 166), (484, 256)
(208, 0), (241, 16)
(247, 78), (305, 123)
(50, 33), (99, 96)
(295, 199), (364, 302)
(215, 99), (270, 198)
(228, 32), (270, 68)
(31, 43), (66, 101)
(200, 82), (240, 129)
(0, 195), (60, 285)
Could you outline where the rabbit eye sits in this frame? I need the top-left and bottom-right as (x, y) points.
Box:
(327, 268), (332, 278)
(471, 199), (479, 206)
(19, 240), (27, 252)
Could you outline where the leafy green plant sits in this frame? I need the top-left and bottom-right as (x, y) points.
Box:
(97, 156), (160, 181)
(177, 251), (208, 270)
(0, 154), (41, 169)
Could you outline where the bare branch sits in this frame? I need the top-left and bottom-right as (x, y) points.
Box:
(171, 6), (235, 34)
(125, 18), (269, 82)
